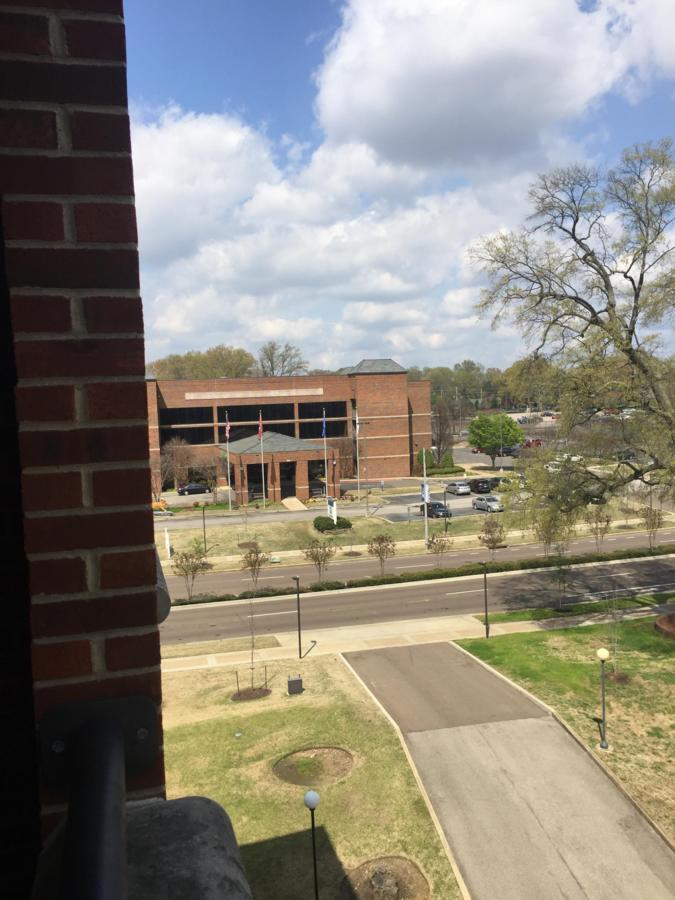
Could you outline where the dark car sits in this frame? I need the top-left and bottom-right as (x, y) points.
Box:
(488, 476), (510, 490)
(500, 446), (520, 457)
(469, 479), (491, 494)
(177, 482), (211, 496)
(420, 501), (452, 518)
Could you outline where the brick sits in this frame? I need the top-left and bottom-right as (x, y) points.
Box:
(70, 111), (130, 152)
(99, 548), (155, 589)
(87, 381), (148, 420)
(32, 639), (91, 681)
(64, 19), (125, 61)
(6, 248), (139, 290)
(24, 509), (153, 553)
(0, 12), (51, 56)
(15, 385), (75, 421)
(0, 60), (127, 106)
(22, 471), (82, 512)
(10, 294), (71, 333)
(14, 338), (143, 378)
(3, 201), (64, 242)
(33, 670), (162, 718)
(31, 591), (158, 637)
(74, 203), (137, 244)
(0, 154), (133, 196)
(29, 557), (87, 596)
(83, 296), (143, 333)
(93, 466), (150, 506)
(0, 108), (57, 149)
(19, 425), (149, 468)
(105, 630), (159, 671)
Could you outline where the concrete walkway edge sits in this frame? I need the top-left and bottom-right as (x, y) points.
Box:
(339, 653), (473, 900)
(449, 640), (675, 854)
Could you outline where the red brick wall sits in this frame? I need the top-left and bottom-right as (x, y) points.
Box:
(1, 0), (165, 848)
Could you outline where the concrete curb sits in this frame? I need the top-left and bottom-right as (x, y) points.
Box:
(448, 640), (675, 855)
(338, 654), (472, 900)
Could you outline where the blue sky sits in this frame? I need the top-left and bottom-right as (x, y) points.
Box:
(124, 0), (675, 370)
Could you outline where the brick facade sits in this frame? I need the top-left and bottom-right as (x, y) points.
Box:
(147, 367), (431, 486)
(1, 1), (164, 891)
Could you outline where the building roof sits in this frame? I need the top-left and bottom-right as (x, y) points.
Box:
(220, 431), (324, 455)
(338, 358), (407, 375)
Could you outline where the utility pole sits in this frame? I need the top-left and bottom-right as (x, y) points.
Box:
(422, 448), (429, 548)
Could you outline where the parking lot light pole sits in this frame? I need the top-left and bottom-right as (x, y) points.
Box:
(483, 561), (490, 639)
(422, 449), (429, 548)
(293, 576), (302, 659)
(304, 790), (320, 900)
(596, 647), (610, 749)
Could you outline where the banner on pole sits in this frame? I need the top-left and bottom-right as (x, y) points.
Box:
(327, 496), (337, 524)
(420, 483), (430, 503)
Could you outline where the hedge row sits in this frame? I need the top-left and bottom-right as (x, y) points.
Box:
(171, 541), (675, 606)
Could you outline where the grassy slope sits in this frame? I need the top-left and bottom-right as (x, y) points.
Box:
(459, 619), (675, 840)
(163, 656), (460, 899)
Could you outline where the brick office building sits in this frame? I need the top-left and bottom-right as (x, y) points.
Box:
(146, 359), (432, 494)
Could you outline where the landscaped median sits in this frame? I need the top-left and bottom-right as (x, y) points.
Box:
(162, 654), (461, 899)
(171, 541), (675, 605)
(458, 618), (675, 843)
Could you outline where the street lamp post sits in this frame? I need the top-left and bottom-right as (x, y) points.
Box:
(443, 486), (449, 535)
(293, 576), (302, 659)
(422, 448), (429, 548)
(482, 561), (490, 638)
(596, 647), (610, 749)
(304, 790), (320, 900)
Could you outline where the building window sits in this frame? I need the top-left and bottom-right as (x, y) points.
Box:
(159, 406), (213, 425)
(160, 427), (213, 446)
(218, 403), (295, 423)
(218, 422), (295, 443)
(298, 401), (347, 419)
(299, 420), (347, 439)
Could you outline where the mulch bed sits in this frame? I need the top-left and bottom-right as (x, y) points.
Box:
(341, 856), (430, 899)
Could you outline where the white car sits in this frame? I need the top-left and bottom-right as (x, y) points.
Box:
(446, 480), (471, 495)
(546, 453), (583, 472)
(472, 495), (504, 512)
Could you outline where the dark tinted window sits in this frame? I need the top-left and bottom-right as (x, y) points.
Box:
(218, 403), (295, 422)
(299, 420), (347, 439)
(160, 427), (213, 446)
(159, 406), (213, 425)
(298, 401), (347, 419)
(217, 422), (296, 443)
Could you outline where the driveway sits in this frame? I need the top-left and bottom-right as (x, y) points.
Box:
(344, 643), (675, 900)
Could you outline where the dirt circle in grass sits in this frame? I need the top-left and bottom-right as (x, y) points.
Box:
(341, 857), (430, 900)
(273, 746), (354, 786)
(231, 687), (271, 702)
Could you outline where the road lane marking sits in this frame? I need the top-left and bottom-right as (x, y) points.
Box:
(247, 610), (294, 618)
(395, 563), (429, 569)
(257, 576), (286, 580)
(445, 589), (484, 596)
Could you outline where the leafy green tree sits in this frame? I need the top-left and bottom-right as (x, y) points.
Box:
(147, 344), (255, 379)
(479, 516), (505, 559)
(473, 139), (675, 497)
(171, 538), (212, 601)
(467, 414), (524, 467)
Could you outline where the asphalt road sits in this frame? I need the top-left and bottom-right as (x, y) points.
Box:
(345, 644), (675, 899)
(163, 528), (675, 599)
(160, 555), (675, 645)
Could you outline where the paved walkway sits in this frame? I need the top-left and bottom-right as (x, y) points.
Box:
(344, 643), (675, 900)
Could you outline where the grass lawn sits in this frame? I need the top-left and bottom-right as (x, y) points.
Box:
(458, 618), (675, 841)
(162, 655), (460, 899)
(477, 596), (653, 624)
(161, 635), (280, 659)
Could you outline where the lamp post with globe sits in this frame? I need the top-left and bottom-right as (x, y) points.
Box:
(596, 647), (610, 749)
(304, 790), (320, 899)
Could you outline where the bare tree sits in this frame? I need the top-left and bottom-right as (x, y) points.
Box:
(303, 540), (337, 582)
(583, 506), (612, 551)
(161, 437), (193, 490)
(533, 506), (577, 557)
(432, 398), (454, 465)
(639, 503), (664, 550)
(171, 537), (212, 602)
(193, 462), (220, 504)
(367, 534), (396, 576)
(335, 436), (355, 477)
(257, 341), (308, 376)
(427, 532), (452, 566)
(479, 516), (505, 559)
(240, 542), (270, 688)
(473, 140), (675, 501)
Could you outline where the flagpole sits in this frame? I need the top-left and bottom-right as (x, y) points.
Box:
(225, 412), (232, 511)
(355, 411), (361, 501)
(259, 410), (266, 510)
(322, 407), (329, 511)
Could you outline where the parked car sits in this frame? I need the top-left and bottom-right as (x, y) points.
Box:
(524, 438), (543, 448)
(446, 480), (471, 495)
(471, 446), (484, 454)
(420, 501), (452, 518)
(488, 476), (510, 490)
(500, 446), (520, 457)
(472, 495), (504, 512)
(469, 478), (491, 494)
(516, 416), (528, 424)
(177, 482), (211, 496)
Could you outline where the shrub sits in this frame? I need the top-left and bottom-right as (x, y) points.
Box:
(309, 580), (346, 592)
(313, 515), (353, 532)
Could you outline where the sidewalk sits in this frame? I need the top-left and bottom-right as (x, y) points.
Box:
(161, 601), (674, 673)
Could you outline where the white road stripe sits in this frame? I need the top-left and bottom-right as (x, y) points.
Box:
(445, 589), (484, 596)
(247, 610), (294, 618)
(395, 563), (429, 569)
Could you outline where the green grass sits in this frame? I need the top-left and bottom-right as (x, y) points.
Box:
(162, 656), (460, 899)
(458, 618), (675, 840)
(477, 597), (648, 624)
(162, 635), (280, 659)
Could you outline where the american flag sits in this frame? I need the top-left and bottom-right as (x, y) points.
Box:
(258, 410), (263, 441)
(225, 412), (230, 442)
